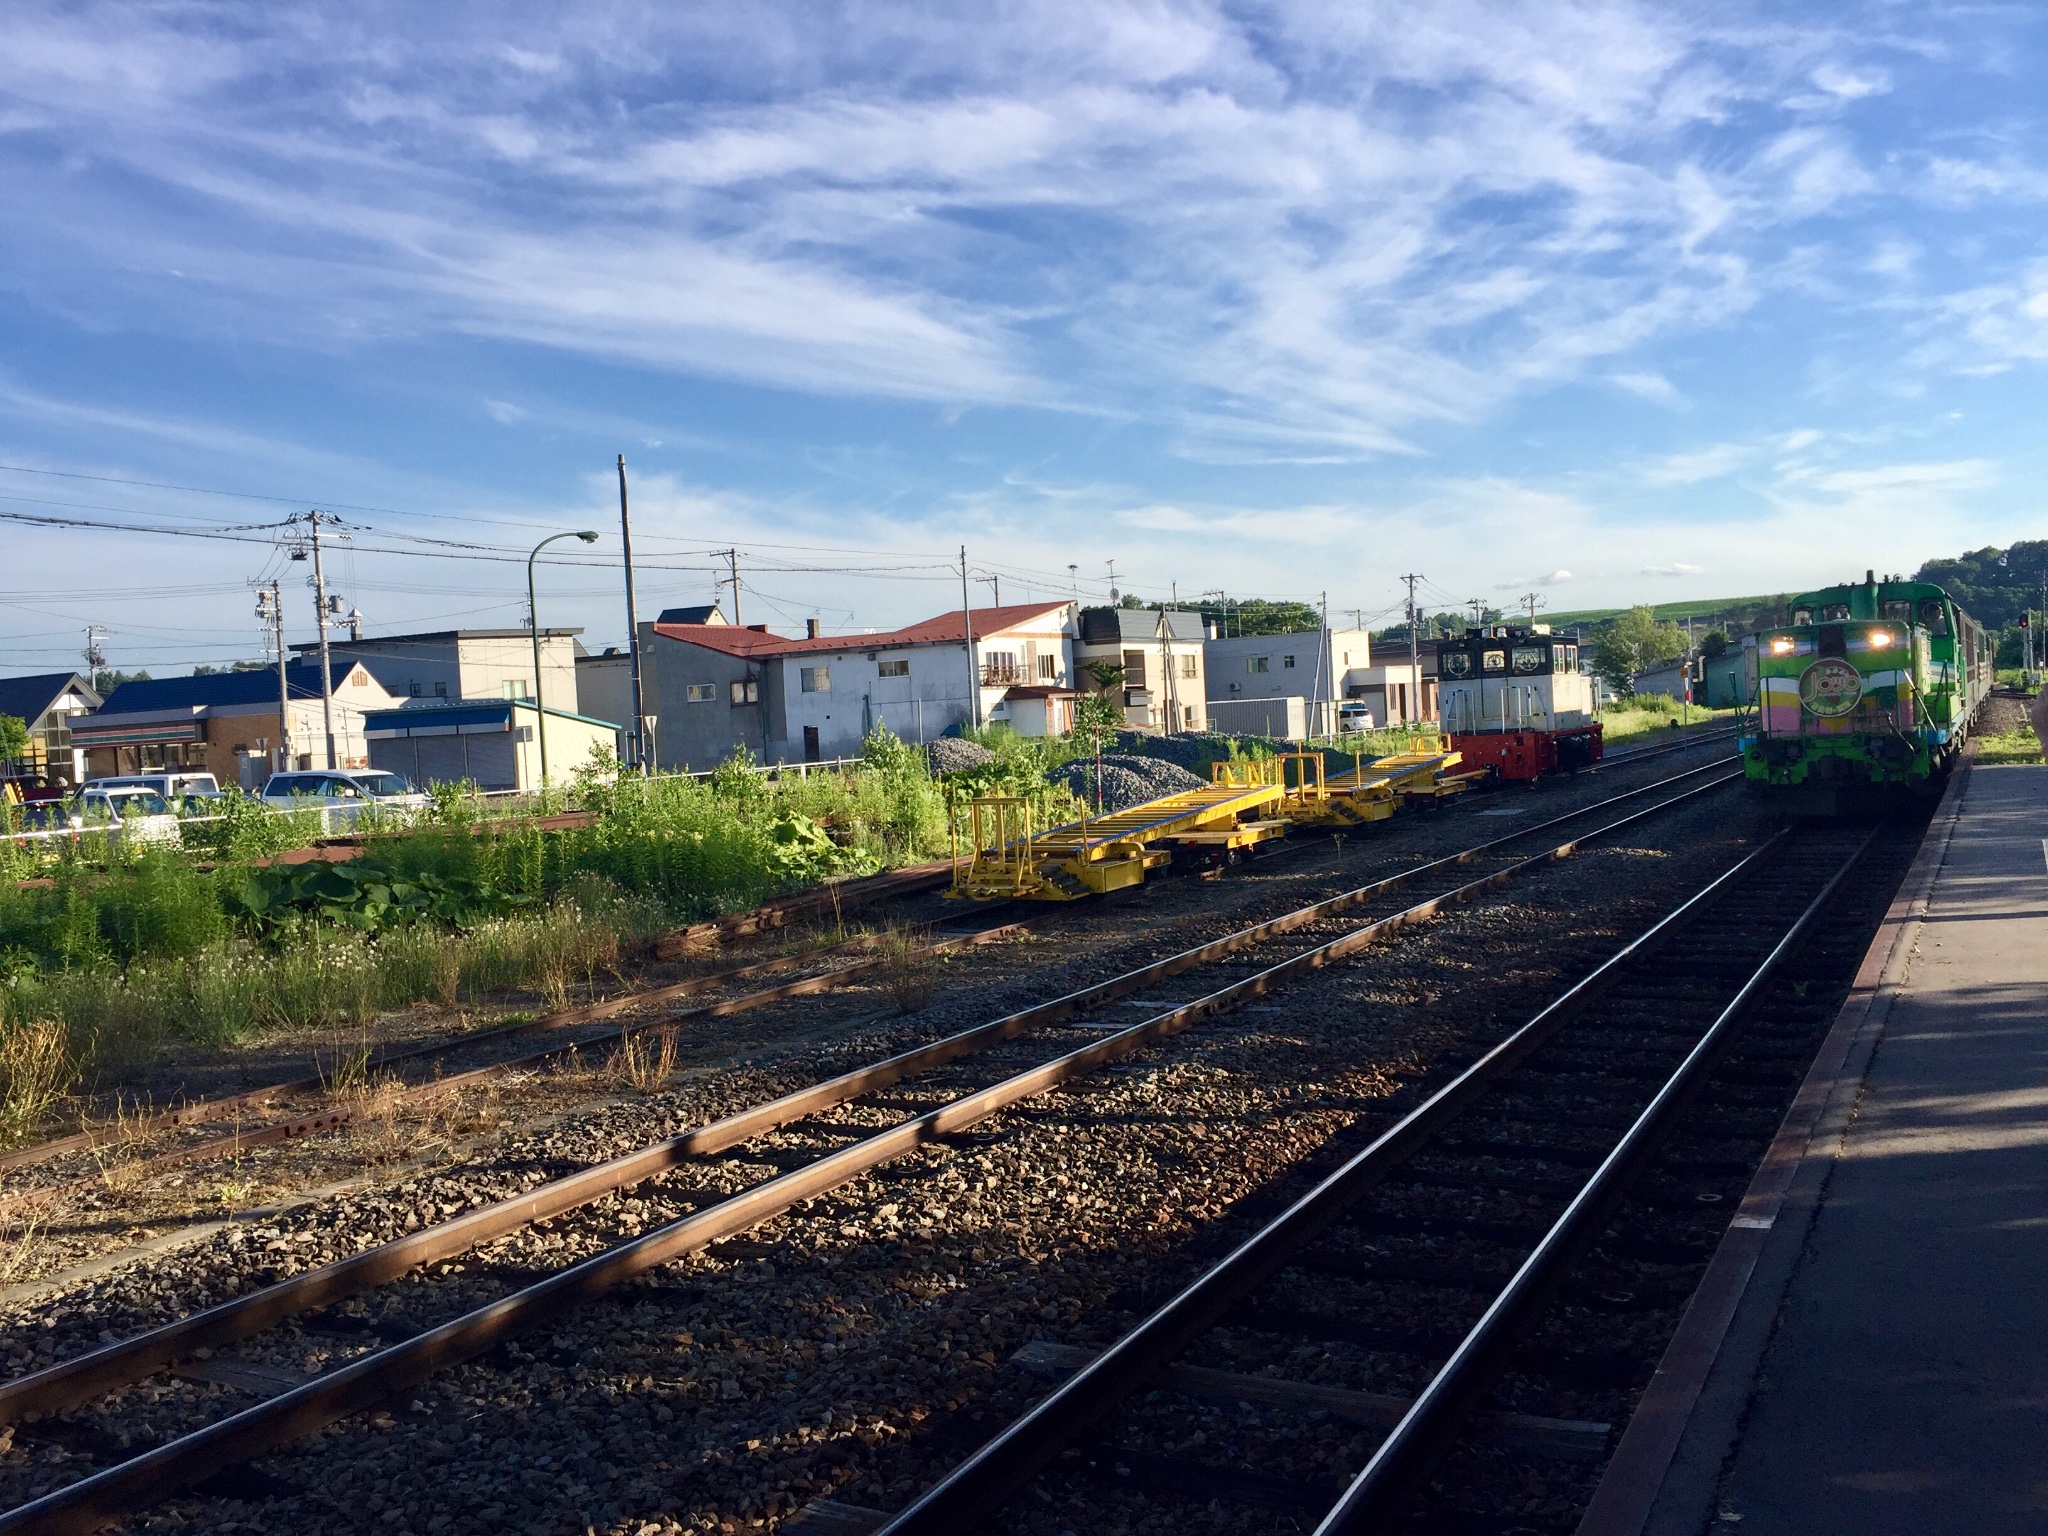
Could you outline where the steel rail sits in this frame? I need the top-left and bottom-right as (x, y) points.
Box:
(0, 765), (1741, 1431)
(1313, 822), (1882, 1533)
(0, 775), (1740, 1536)
(1595, 726), (1739, 767)
(870, 820), (1794, 1536)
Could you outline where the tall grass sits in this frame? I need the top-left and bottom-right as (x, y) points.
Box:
(1599, 696), (1738, 746)
(0, 721), (1251, 1103)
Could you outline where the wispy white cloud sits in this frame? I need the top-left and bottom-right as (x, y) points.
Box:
(1612, 371), (1685, 405)
(2, 0), (2006, 454)
(1643, 441), (1754, 484)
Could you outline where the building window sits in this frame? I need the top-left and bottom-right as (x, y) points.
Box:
(878, 659), (910, 678)
(686, 683), (715, 703)
(1179, 653), (1196, 679)
(1283, 655), (1296, 669)
(981, 651), (1021, 684)
(434, 681), (448, 697)
(408, 681), (421, 698)
(800, 666), (831, 693)
(1247, 656), (1269, 674)
(1037, 653), (1056, 680)
(1122, 650), (1147, 684)
(502, 679), (528, 700)
(730, 679), (760, 705)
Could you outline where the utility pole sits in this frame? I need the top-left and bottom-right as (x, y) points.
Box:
(1466, 598), (1486, 627)
(617, 455), (648, 774)
(300, 511), (340, 770)
(82, 625), (108, 694)
(1521, 591), (1544, 624)
(717, 549), (742, 626)
(1158, 606), (1179, 732)
(1106, 560), (1120, 604)
(1401, 574), (1423, 727)
(1312, 591), (1331, 740)
(977, 573), (1001, 608)
(960, 546), (979, 730)
(254, 581), (291, 774)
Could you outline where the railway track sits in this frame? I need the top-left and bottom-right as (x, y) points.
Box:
(868, 814), (1916, 1535)
(0, 736), (1741, 1225)
(0, 761), (1747, 1534)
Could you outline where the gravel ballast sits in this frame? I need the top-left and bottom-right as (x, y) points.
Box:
(0, 739), (1769, 1536)
(922, 739), (994, 775)
(1046, 754), (1205, 812)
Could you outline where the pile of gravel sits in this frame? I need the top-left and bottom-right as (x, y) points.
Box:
(1120, 730), (1288, 773)
(923, 737), (996, 775)
(1048, 752), (1206, 813)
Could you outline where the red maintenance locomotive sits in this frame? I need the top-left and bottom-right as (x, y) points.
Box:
(1435, 625), (1603, 782)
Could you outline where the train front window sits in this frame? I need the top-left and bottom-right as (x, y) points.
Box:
(1442, 651), (1472, 678)
(1481, 650), (1506, 673)
(1918, 599), (1950, 636)
(1511, 646), (1544, 675)
(1821, 604), (1850, 621)
(1791, 607), (1813, 625)
(1882, 599), (1912, 624)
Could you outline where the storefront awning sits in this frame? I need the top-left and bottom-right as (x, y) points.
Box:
(70, 718), (203, 747)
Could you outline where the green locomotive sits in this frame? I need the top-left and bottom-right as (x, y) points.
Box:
(1743, 570), (1992, 806)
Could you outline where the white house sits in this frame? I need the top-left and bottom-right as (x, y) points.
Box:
(643, 602), (1079, 768)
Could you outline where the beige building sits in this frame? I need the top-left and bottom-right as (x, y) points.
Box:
(365, 699), (620, 791)
(294, 628), (582, 708)
(1075, 607), (1207, 732)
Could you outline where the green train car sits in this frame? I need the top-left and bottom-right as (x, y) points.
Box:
(1743, 570), (1992, 806)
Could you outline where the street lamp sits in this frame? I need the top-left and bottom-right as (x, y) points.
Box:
(528, 529), (600, 789)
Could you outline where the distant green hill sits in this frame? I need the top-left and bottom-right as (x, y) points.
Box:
(1540, 594), (1783, 631)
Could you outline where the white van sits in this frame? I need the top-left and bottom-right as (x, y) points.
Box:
(88, 772), (223, 806)
(1336, 702), (1377, 734)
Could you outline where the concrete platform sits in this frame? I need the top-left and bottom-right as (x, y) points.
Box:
(1576, 759), (2048, 1536)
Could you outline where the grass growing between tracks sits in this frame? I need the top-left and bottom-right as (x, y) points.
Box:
(1976, 725), (2046, 766)
(1599, 695), (1739, 746)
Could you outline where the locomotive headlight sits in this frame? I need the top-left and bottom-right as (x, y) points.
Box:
(1769, 637), (1795, 655)
(1868, 630), (1893, 648)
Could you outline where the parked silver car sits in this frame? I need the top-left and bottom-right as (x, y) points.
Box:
(259, 770), (428, 831)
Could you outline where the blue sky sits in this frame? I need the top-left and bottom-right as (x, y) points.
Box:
(3, 1), (2047, 671)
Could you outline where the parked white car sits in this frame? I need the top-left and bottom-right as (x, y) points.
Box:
(1336, 702), (1377, 733)
(68, 786), (184, 846)
(259, 770), (429, 831)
